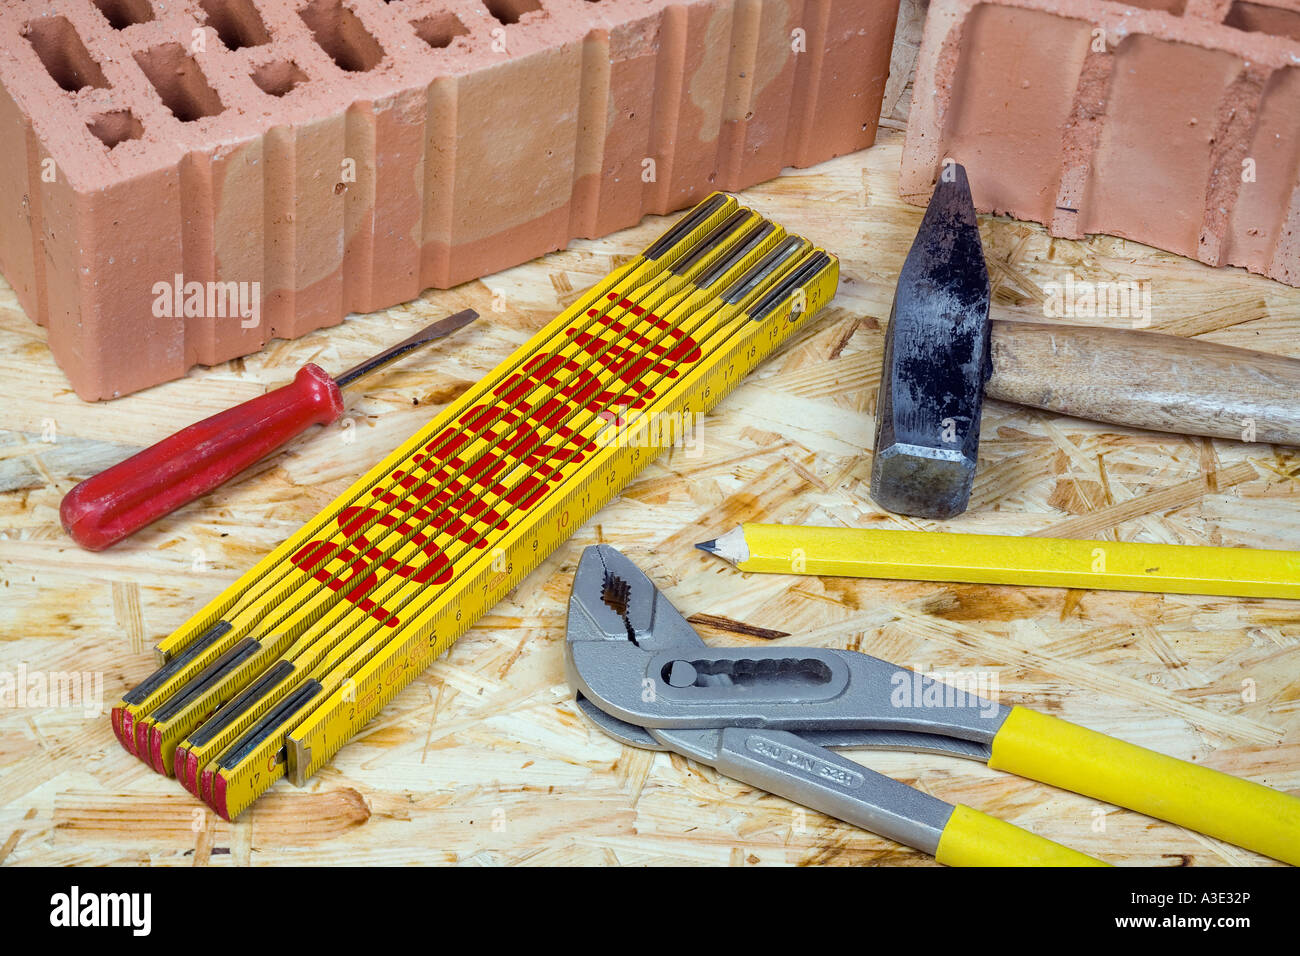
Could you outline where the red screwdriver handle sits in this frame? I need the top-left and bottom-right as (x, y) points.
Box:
(61, 364), (345, 550)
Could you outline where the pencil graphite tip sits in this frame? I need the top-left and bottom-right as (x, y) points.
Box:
(695, 525), (748, 566)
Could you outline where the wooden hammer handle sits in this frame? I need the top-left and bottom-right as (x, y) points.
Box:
(985, 320), (1300, 446)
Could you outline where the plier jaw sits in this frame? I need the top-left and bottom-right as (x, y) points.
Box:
(564, 544), (707, 724)
(565, 543), (702, 654)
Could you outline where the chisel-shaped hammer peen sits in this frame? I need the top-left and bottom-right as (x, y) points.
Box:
(871, 163), (1300, 519)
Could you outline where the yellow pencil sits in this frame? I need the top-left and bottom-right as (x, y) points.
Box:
(696, 523), (1300, 599)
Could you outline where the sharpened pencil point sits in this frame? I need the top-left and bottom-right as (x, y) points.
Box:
(695, 525), (748, 567)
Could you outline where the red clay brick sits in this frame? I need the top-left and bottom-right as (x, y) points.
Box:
(900, 0), (1300, 286)
(0, 0), (899, 399)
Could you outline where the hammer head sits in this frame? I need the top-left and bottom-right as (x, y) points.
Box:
(870, 163), (991, 519)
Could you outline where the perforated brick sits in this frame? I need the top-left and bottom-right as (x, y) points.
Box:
(0, 0), (899, 399)
(899, 0), (1300, 286)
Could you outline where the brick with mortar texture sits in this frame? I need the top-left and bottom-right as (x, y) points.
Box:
(0, 0), (900, 400)
(899, 0), (1300, 287)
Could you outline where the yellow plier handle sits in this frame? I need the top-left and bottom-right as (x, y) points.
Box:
(984, 706), (1300, 866)
(936, 805), (1108, 867)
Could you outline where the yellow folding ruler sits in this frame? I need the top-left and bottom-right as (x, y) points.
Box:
(111, 193), (839, 819)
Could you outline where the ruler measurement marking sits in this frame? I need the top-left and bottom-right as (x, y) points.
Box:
(147, 244), (799, 771)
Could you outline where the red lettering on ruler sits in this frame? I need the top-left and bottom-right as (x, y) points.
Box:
(376, 464), (504, 542)
(336, 507), (454, 586)
(569, 300), (701, 402)
(434, 411), (597, 511)
(600, 295), (702, 363)
(298, 298), (701, 623)
(289, 540), (394, 627)
(495, 353), (651, 413)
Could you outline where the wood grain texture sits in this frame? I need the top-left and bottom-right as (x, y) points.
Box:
(1, 125), (1299, 867)
(988, 320), (1300, 445)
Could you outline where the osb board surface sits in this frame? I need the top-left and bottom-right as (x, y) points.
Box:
(2, 127), (1300, 866)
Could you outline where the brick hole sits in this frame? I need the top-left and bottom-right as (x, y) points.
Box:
(199, 0), (272, 49)
(1224, 1), (1300, 40)
(92, 0), (154, 29)
(251, 58), (309, 96)
(1120, 0), (1186, 12)
(24, 16), (110, 92)
(300, 0), (385, 73)
(134, 43), (225, 122)
(482, 0), (544, 26)
(87, 108), (144, 148)
(411, 11), (469, 48)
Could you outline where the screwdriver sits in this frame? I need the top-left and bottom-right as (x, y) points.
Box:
(61, 309), (479, 551)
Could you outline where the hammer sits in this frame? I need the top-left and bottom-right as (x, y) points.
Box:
(871, 163), (1300, 519)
